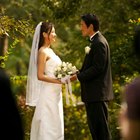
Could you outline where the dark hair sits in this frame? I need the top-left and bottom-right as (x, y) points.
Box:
(81, 13), (99, 31)
(38, 21), (53, 50)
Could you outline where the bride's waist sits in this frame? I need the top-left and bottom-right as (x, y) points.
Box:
(42, 83), (62, 93)
(41, 81), (61, 88)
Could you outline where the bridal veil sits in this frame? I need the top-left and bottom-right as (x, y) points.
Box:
(26, 22), (42, 106)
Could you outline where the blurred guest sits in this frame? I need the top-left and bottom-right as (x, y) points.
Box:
(119, 26), (140, 140)
(0, 33), (24, 140)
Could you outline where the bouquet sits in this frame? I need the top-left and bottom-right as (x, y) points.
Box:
(54, 61), (78, 106)
(54, 61), (78, 79)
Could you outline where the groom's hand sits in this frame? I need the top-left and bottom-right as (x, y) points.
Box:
(70, 74), (77, 81)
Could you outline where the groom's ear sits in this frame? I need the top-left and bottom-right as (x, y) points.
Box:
(89, 24), (94, 31)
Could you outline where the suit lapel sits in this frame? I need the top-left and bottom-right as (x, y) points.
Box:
(90, 31), (100, 42)
(80, 32), (100, 71)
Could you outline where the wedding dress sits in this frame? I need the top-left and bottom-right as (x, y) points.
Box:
(30, 48), (64, 140)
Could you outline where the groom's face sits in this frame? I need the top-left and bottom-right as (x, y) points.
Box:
(80, 20), (90, 37)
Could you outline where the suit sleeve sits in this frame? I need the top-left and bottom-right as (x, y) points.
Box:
(77, 42), (107, 82)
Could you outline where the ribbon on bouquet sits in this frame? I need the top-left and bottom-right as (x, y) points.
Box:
(64, 76), (76, 106)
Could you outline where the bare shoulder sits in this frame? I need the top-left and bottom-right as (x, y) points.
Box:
(39, 47), (49, 55)
(38, 46), (46, 53)
(38, 47), (49, 60)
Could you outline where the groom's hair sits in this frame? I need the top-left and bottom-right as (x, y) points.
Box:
(81, 13), (99, 31)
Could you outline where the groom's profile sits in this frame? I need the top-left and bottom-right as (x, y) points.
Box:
(70, 13), (114, 140)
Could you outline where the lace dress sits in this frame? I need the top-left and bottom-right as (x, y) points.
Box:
(30, 48), (64, 140)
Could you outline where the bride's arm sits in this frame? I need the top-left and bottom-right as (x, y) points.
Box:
(37, 48), (62, 84)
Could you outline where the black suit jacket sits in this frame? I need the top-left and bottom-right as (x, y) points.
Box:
(77, 32), (114, 102)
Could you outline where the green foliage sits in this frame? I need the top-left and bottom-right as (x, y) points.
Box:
(64, 105), (92, 140)
(0, 38), (19, 68)
(129, 18), (140, 26)
(1, 0), (140, 139)
(41, 0), (82, 20)
(0, 11), (33, 71)
(109, 102), (121, 140)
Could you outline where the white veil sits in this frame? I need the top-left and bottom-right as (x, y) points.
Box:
(26, 22), (42, 106)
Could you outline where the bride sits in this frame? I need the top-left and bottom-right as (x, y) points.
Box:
(26, 21), (64, 140)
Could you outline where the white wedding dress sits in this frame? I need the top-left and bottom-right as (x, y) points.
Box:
(30, 48), (64, 140)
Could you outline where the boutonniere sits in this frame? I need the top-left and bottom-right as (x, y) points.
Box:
(85, 46), (91, 54)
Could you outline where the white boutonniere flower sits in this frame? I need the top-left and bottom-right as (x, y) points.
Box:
(85, 46), (91, 54)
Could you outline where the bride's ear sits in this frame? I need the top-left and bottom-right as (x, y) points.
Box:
(43, 32), (48, 38)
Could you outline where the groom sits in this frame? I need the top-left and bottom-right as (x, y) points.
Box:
(70, 13), (114, 140)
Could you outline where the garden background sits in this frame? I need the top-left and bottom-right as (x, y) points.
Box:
(0, 0), (140, 139)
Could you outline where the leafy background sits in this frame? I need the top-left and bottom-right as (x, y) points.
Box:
(0, 0), (140, 139)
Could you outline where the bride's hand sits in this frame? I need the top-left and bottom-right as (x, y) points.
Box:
(61, 75), (70, 84)
(55, 79), (62, 84)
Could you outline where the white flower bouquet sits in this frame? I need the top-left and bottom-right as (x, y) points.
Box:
(54, 61), (78, 106)
(54, 62), (78, 79)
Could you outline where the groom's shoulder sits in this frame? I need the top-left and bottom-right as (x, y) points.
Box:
(93, 32), (104, 42)
(97, 32), (108, 43)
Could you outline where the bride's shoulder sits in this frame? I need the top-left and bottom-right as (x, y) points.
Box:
(38, 47), (50, 54)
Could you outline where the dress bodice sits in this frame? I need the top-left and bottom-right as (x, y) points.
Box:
(44, 48), (62, 78)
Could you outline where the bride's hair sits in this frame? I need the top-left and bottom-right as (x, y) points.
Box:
(38, 21), (53, 50)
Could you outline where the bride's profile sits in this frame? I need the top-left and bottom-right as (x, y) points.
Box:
(26, 21), (64, 140)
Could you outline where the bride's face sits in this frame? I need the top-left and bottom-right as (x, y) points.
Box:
(49, 27), (56, 43)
